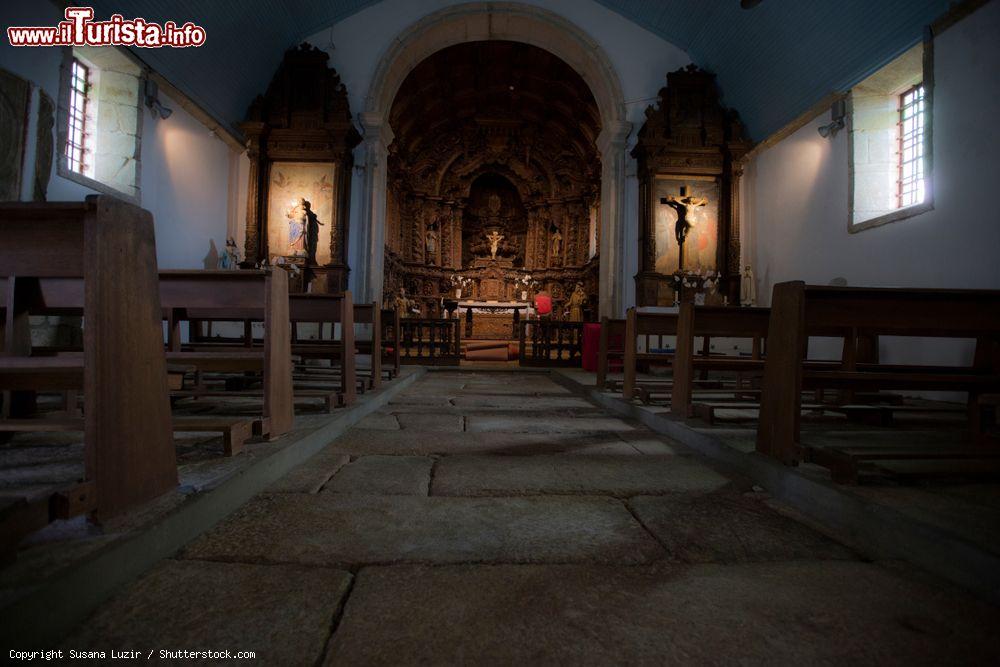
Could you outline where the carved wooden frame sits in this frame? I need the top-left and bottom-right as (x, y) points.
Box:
(241, 43), (360, 293)
(632, 65), (752, 306)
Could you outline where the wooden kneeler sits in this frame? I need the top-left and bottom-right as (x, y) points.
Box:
(0, 196), (176, 520)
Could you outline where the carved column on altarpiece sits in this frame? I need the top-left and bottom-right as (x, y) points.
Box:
(241, 123), (266, 263)
(451, 204), (464, 269)
(439, 202), (451, 269)
(573, 200), (589, 266)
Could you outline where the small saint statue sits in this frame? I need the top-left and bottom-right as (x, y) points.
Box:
(568, 282), (587, 322)
(486, 230), (504, 259)
(740, 265), (757, 307)
(218, 237), (241, 269)
(394, 287), (412, 321)
(425, 222), (439, 265)
(661, 185), (708, 248)
(286, 198), (324, 264)
(550, 228), (563, 257)
(286, 199), (308, 257)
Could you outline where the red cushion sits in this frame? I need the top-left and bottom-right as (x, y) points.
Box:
(534, 294), (552, 315)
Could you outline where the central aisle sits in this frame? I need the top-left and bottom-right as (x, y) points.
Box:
(67, 372), (1000, 663)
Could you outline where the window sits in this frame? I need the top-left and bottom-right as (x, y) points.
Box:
(898, 84), (926, 207)
(848, 43), (933, 232)
(57, 47), (143, 202)
(65, 58), (91, 176)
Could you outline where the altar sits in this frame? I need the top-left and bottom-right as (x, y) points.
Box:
(457, 301), (533, 340)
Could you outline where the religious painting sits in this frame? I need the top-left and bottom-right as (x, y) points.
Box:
(653, 176), (719, 274)
(0, 68), (30, 201)
(265, 162), (337, 266)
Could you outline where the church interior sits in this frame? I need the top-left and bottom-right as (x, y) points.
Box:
(1, 0), (999, 662)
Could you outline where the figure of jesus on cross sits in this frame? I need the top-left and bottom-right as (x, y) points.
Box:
(660, 185), (707, 271)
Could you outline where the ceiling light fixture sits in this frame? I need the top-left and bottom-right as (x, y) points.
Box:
(144, 79), (173, 120)
(818, 98), (846, 139)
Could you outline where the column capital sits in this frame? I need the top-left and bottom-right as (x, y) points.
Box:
(596, 120), (632, 155)
(359, 112), (395, 147)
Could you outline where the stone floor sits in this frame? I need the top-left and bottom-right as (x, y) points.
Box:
(60, 371), (1000, 664)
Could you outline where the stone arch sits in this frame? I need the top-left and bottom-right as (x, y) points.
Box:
(355, 2), (632, 316)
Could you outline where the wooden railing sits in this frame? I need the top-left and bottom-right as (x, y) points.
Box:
(518, 319), (585, 367)
(400, 318), (462, 365)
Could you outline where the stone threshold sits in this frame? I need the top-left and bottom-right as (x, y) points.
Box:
(0, 367), (425, 647)
(550, 369), (1000, 607)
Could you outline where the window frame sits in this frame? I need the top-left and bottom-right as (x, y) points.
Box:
(65, 58), (91, 176)
(897, 83), (926, 208)
(847, 38), (935, 234)
(56, 47), (144, 204)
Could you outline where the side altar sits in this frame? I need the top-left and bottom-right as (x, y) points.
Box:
(457, 301), (533, 340)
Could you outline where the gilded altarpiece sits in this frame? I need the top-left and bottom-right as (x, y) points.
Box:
(241, 44), (360, 293)
(633, 65), (752, 306)
(382, 42), (603, 330)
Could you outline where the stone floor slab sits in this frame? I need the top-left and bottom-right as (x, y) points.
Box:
(394, 413), (465, 431)
(268, 450), (351, 494)
(324, 455), (433, 495)
(629, 493), (858, 563)
(449, 395), (593, 410)
(465, 415), (634, 433)
(182, 494), (663, 567)
(330, 429), (643, 456)
(324, 561), (1000, 666)
(432, 454), (729, 497)
(63, 559), (351, 664)
(353, 412), (400, 430)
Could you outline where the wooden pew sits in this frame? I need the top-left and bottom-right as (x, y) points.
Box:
(756, 281), (1000, 482)
(380, 308), (401, 379)
(670, 303), (769, 417)
(0, 196), (176, 526)
(287, 292), (356, 405)
(161, 269), (294, 438)
(597, 317), (625, 390)
(622, 308), (679, 400)
(352, 303), (383, 389)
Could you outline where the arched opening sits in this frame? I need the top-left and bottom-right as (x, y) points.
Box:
(382, 40), (601, 336)
(354, 2), (631, 317)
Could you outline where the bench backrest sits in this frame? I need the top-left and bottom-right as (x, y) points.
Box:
(0, 196), (175, 518)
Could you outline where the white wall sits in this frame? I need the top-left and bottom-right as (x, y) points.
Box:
(747, 0), (1000, 296)
(1, 1), (241, 269)
(744, 1), (1000, 369)
(303, 0), (691, 301)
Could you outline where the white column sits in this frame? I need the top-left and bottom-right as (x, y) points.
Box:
(596, 120), (632, 318)
(356, 112), (394, 303)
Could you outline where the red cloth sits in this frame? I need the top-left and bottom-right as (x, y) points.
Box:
(582, 322), (601, 372)
(534, 294), (552, 315)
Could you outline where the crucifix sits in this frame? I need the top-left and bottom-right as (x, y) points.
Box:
(660, 185), (708, 272)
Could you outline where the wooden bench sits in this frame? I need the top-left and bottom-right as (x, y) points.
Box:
(161, 269), (294, 438)
(622, 308), (679, 400)
(0, 196), (176, 529)
(597, 317), (625, 390)
(352, 303), (384, 389)
(287, 292), (357, 405)
(756, 281), (1000, 482)
(670, 303), (769, 417)
(380, 308), (402, 379)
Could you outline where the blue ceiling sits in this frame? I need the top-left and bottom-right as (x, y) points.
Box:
(82, 0), (951, 142)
